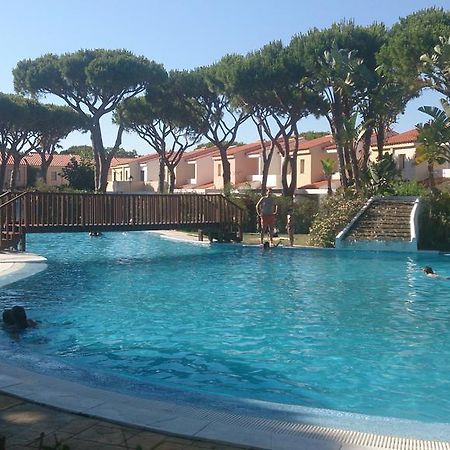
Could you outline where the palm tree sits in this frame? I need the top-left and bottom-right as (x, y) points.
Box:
(416, 102), (450, 188)
(321, 158), (336, 195)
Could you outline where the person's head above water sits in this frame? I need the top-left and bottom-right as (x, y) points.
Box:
(2, 309), (15, 326)
(11, 306), (28, 329)
(422, 266), (435, 275)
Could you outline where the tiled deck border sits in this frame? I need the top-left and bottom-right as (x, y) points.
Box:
(0, 362), (449, 450)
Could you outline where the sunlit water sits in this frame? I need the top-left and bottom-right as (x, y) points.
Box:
(0, 232), (449, 423)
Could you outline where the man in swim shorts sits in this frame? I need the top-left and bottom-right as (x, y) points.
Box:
(256, 188), (278, 246)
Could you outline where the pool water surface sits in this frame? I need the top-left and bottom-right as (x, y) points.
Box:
(0, 232), (449, 424)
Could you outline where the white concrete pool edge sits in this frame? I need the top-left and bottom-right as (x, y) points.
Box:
(0, 362), (449, 450)
(0, 252), (47, 288)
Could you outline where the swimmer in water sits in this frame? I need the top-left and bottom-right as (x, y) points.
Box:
(422, 266), (449, 280)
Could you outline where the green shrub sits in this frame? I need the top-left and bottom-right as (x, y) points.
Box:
(27, 165), (40, 187)
(229, 192), (319, 234)
(419, 191), (450, 251)
(227, 191), (260, 232)
(308, 195), (366, 247)
(275, 196), (319, 234)
(390, 180), (428, 197)
(30, 181), (93, 193)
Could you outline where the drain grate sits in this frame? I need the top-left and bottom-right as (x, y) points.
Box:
(170, 402), (450, 450)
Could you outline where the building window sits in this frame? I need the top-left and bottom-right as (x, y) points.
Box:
(300, 159), (305, 174)
(140, 170), (145, 182)
(398, 154), (406, 170)
(217, 163), (222, 177)
(113, 172), (117, 181)
(51, 171), (57, 181)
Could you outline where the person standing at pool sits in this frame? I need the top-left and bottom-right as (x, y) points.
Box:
(286, 211), (295, 247)
(256, 188), (278, 246)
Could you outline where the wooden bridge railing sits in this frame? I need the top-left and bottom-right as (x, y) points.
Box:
(0, 192), (244, 250)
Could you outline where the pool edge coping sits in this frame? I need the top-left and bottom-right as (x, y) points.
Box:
(0, 362), (449, 450)
(0, 251), (47, 288)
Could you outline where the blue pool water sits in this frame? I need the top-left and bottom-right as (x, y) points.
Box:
(0, 232), (449, 423)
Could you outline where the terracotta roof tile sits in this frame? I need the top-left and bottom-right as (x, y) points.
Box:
(384, 129), (418, 146)
(23, 154), (81, 167)
(369, 130), (398, 146)
(110, 156), (140, 166)
(184, 146), (217, 162)
(298, 135), (333, 150)
(211, 141), (265, 158)
(109, 154), (154, 166)
(3, 156), (28, 165)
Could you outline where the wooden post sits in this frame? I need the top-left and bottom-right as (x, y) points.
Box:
(18, 232), (26, 252)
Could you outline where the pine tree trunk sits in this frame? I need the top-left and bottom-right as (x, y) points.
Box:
(10, 155), (21, 190)
(40, 154), (53, 184)
(91, 120), (122, 193)
(168, 169), (176, 193)
(287, 133), (299, 198)
(219, 148), (231, 194)
(281, 154), (290, 196)
(90, 122), (103, 191)
(158, 157), (165, 193)
(261, 161), (270, 195)
(0, 158), (7, 192)
(98, 155), (111, 193)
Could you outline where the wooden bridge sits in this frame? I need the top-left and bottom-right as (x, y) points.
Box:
(0, 191), (244, 251)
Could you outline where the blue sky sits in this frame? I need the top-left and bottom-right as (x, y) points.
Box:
(1, 0), (448, 154)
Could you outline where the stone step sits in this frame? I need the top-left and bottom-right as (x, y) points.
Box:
(344, 199), (415, 243)
(365, 208), (411, 213)
(348, 231), (411, 238)
(351, 222), (411, 229)
(358, 218), (411, 223)
(347, 236), (411, 241)
(355, 228), (410, 234)
(356, 220), (410, 226)
(349, 230), (411, 236)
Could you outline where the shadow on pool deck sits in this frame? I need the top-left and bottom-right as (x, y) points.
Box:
(0, 393), (246, 450)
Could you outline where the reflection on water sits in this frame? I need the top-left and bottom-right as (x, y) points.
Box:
(0, 232), (449, 423)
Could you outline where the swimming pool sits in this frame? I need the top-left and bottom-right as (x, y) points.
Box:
(0, 232), (449, 424)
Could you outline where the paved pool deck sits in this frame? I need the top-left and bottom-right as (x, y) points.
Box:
(0, 391), (246, 450)
(1, 237), (449, 450)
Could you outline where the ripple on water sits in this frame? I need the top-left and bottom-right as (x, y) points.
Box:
(0, 232), (449, 423)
